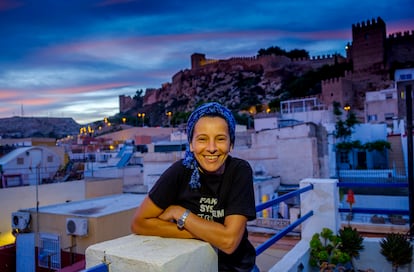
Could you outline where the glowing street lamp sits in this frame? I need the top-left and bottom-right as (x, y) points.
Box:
(137, 113), (145, 127)
(343, 104), (351, 112)
(166, 111), (172, 127)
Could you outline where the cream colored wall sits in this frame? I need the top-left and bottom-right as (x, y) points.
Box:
(87, 210), (136, 250)
(0, 178), (124, 246)
(0, 180), (86, 245)
(85, 178), (123, 199)
(29, 208), (137, 254)
(232, 123), (323, 184)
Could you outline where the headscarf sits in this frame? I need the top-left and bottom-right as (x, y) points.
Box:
(182, 102), (236, 190)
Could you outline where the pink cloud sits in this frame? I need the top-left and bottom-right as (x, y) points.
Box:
(387, 19), (414, 35)
(49, 82), (134, 95)
(0, 90), (17, 99)
(21, 97), (58, 106)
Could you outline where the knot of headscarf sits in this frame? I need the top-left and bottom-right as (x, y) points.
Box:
(182, 102), (236, 190)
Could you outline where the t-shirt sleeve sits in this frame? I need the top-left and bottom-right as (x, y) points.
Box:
(224, 159), (256, 221)
(148, 161), (186, 210)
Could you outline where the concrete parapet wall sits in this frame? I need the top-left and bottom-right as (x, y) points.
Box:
(85, 234), (218, 272)
(269, 240), (310, 272)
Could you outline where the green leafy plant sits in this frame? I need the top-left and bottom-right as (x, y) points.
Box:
(338, 226), (364, 269)
(380, 232), (413, 272)
(309, 228), (351, 271)
(309, 227), (365, 271)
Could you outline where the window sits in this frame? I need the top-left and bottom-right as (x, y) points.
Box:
(339, 151), (349, 164)
(367, 115), (377, 122)
(38, 233), (61, 269)
(384, 113), (394, 120)
(385, 93), (393, 99)
(400, 74), (413, 81)
(47, 155), (53, 163)
(17, 157), (24, 165)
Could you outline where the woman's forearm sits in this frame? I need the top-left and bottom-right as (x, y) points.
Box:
(131, 216), (194, 239)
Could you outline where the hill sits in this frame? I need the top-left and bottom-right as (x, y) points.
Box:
(131, 54), (343, 127)
(0, 117), (81, 138)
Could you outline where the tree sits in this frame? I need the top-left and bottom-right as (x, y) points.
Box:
(133, 89), (144, 108)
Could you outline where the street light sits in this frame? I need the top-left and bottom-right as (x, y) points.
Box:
(343, 104), (351, 112)
(166, 111), (172, 127)
(137, 113), (145, 127)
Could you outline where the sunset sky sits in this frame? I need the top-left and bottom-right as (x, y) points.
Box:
(0, 0), (413, 124)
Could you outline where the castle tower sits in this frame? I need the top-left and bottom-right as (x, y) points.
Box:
(191, 53), (206, 70)
(351, 17), (386, 71)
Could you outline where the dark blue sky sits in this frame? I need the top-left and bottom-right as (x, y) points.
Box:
(0, 0), (413, 124)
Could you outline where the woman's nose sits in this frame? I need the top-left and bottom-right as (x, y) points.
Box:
(207, 141), (217, 153)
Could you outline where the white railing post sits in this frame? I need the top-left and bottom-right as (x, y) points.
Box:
(300, 178), (340, 241)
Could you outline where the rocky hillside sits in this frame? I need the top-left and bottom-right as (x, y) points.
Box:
(139, 54), (337, 126)
(0, 117), (81, 138)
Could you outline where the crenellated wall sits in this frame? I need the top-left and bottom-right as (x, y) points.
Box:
(192, 53), (344, 72)
(320, 75), (354, 110)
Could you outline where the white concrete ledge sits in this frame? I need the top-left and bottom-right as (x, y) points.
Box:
(85, 234), (218, 272)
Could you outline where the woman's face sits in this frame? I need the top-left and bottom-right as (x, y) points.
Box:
(190, 116), (232, 174)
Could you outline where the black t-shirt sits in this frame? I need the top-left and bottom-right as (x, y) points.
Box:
(149, 156), (257, 272)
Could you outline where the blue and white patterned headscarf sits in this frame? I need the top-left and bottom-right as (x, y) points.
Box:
(182, 102), (236, 190)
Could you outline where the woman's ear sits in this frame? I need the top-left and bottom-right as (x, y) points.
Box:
(189, 143), (194, 152)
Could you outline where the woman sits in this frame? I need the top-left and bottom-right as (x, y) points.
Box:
(131, 102), (257, 271)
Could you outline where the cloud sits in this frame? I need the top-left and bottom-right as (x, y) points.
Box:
(0, 0), (413, 125)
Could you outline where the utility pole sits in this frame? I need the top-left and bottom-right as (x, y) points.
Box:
(405, 84), (414, 236)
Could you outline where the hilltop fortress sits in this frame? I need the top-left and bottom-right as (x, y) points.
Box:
(120, 17), (414, 125)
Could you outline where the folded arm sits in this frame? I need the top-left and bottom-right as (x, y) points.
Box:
(131, 196), (247, 254)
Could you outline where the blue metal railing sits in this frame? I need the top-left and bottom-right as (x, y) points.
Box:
(337, 181), (409, 217)
(83, 263), (108, 272)
(254, 184), (314, 256)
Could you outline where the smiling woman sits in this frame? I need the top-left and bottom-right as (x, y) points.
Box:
(131, 102), (258, 271)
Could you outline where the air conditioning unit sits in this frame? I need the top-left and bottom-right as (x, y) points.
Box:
(66, 218), (88, 236)
(11, 211), (31, 230)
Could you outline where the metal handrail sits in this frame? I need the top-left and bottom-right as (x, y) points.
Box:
(338, 182), (408, 188)
(255, 184), (314, 212)
(254, 184), (314, 256)
(255, 210), (313, 255)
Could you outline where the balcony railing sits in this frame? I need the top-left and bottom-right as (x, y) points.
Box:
(254, 184), (313, 255)
(84, 178), (411, 271)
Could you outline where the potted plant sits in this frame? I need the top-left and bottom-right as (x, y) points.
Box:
(309, 228), (351, 271)
(309, 226), (365, 272)
(388, 215), (407, 225)
(338, 226), (364, 270)
(380, 232), (413, 272)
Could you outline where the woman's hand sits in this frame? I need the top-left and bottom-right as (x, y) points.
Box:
(130, 197), (193, 239)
